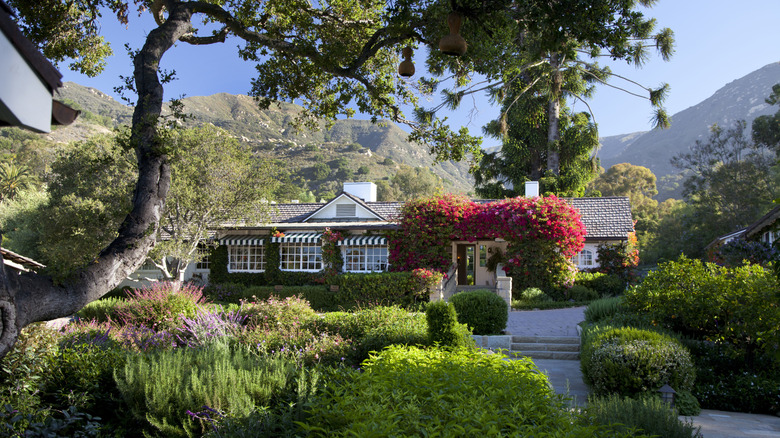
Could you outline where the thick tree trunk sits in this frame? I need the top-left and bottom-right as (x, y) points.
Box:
(0, 4), (194, 358)
(547, 53), (562, 176)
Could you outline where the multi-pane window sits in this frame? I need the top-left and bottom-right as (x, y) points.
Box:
(572, 249), (594, 267)
(280, 242), (322, 271)
(228, 245), (265, 272)
(343, 245), (388, 272)
(196, 246), (211, 270)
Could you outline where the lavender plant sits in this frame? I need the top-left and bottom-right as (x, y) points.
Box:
(177, 307), (247, 349)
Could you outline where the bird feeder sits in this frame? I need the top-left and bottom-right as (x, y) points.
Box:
(438, 12), (467, 56)
(658, 384), (676, 408)
(398, 46), (415, 77)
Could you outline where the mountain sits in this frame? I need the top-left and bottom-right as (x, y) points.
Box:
(54, 83), (475, 195)
(598, 62), (780, 196)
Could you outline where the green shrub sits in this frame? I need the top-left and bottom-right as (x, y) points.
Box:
(568, 284), (598, 301)
(243, 285), (336, 311)
(586, 395), (702, 438)
(241, 295), (318, 328)
(332, 272), (430, 310)
(312, 306), (432, 364)
(300, 346), (635, 437)
(76, 296), (125, 323)
(426, 301), (469, 347)
(520, 287), (552, 303)
(623, 256), (780, 360)
(675, 390), (701, 416)
(113, 282), (206, 331)
(43, 343), (132, 432)
(0, 323), (60, 432)
(694, 369), (780, 415)
(584, 296), (624, 324)
(115, 347), (319, 437)
(576, 271), (625, 296)
(449, 289), (508, 335)
(581, 326), (696, 397)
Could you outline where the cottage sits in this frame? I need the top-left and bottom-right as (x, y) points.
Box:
(705, 205), (780, 262)
(211, 182), (635, 290)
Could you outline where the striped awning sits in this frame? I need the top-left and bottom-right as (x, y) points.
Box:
(220, 235), (265, 246)
(337, 236), (387, 246)
(271, 232), (322, 243)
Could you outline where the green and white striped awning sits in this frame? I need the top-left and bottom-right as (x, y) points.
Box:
(220, 235), (265, 246)
(337, 236), (387, 246)
(271, 232), (322, 243)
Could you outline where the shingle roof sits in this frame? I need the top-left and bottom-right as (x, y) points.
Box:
(239, 196), (633, 240)
(565, 197), (635, 239)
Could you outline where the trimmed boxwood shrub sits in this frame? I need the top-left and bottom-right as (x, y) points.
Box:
(332, 272), (430, 309)
(426, 301), (470, 347)
(575, 272), (625, 297)
(581, 326), (695, 397)
(450, 289), (508, 335)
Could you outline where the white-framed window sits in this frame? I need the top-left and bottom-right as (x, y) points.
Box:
(196, 246), (210, 270)
(343, 245), (389, 272)
(572, 249), (595, 268)
(280, 242), (322, 271)
(228, 245), (265, 272)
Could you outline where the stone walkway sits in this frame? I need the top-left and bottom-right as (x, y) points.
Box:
(506, 307), (780, 438)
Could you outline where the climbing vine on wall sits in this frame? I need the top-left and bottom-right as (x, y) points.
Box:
(389, 194), (586, 289)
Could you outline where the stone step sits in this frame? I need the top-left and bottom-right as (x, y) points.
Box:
(511, 342), (580, 352)
(512, 351), (581, 361)
(511, 336), (580, 344)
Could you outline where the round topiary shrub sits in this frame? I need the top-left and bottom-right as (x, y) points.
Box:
(582, 326), (695, 397)
(568, 285), (598, 301)
(449, 290), (508, 335)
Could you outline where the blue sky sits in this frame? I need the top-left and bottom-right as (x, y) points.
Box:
(64, 1), (780, 147)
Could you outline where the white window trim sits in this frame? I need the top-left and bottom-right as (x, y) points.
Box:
(341, 245), (389, 273)
(279, 242), (323, 272)
(227, 245), (266, 273)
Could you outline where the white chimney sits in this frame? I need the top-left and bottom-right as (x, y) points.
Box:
(525, 181), (539, 197)
(343, 182), (377, 202)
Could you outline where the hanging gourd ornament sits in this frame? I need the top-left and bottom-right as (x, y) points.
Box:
(438, 12), (467, 56)
(398, 46), (415, 77)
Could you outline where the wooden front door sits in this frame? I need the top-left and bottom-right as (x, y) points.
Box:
(456, 244), (475, 285)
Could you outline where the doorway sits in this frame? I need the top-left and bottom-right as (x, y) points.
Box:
(456, 244), (475, 285)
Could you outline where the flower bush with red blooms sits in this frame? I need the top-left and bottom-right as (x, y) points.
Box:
(411, 268), (445, 292)
(390, 194), (586, 289)
(389, 193), (475, 273)
(321, 227), (344, 279)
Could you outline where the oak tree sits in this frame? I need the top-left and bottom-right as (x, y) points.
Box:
(0, 0), (675, 357)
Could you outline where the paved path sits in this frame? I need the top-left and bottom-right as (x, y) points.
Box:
(505, 306), (585, 337)
(506, 307), (780, 438)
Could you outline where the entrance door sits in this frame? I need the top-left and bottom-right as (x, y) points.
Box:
(456, 244), (475, 285)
